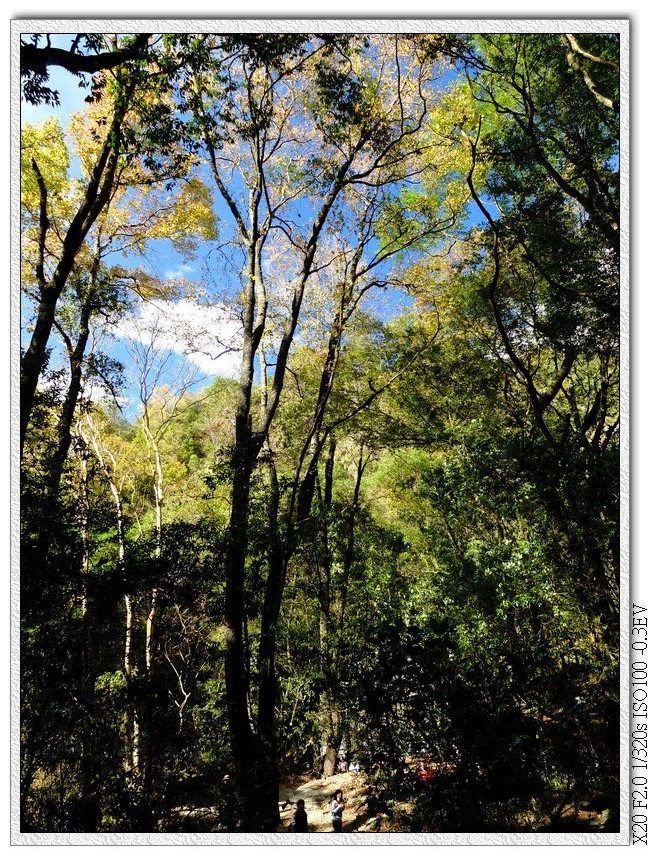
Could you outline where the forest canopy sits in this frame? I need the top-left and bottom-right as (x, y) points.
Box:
(18, 28), (622, 835)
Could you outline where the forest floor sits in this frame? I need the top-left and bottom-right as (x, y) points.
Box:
(170, 770), (392, 833)
(277, 771), (615, 834)
(278, 771), (412, 833)
(171, 771), (614, 834)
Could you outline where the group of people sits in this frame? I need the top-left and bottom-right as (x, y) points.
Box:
(222, 758), (429, 832)
(220, 769), (353, 833)
(288, 789), (346, 833)
(337, 756), (360, 774)
(287, 753), (361, 832)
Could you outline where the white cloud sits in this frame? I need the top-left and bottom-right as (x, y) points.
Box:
(164, 264), (196, 281)
(112, 298), (243, 378)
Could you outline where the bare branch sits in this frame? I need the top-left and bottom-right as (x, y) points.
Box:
(561, 34), (618, 112)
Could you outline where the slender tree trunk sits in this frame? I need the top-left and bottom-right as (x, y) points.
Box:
(314, 439), (342, 777)
(223, 439), (258, 827)
(21, 118), (126, 450)
(45, 307), (92, 498)
(141, 424), (165, 827)
(77, 442), (98, 830)
(222, 219), (269, 826)
(124, 593), (139, 775)
(254, 459), (286, 829)
(79, 417), (141, 777)
(337, 448), (365, 639)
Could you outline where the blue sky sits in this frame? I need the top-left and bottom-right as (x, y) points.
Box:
(21, 40), (86, 124)
(7, 6), (648, 847)
(19, 36), (247, 416)
(16, 20), (635, 429)
(19, 30), (449, 419)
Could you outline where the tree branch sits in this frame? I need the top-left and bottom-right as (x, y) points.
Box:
(561, 34), (619, 112)
(21, 34), (152, 77)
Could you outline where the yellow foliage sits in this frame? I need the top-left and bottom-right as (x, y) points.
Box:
(150, 177), (218, 255)
(21, 118), (70, 203)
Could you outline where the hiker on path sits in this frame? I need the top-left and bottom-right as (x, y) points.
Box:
(289, 799), (308, 833)
(331, 789), (345, 832)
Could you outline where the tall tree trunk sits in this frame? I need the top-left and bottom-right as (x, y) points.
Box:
(77, 441), (98, 830)
(337, 447), (365, 640)
(205, 71), (371, 827)
(124, 593), (139, 776)
(79, 416), (141, 777)
(21, 102), (128, 451)
(141, 424), (165, 828)
(254, 459), (285, 829)
(315, 439), (342, 777)
(223, 447), (256, 826)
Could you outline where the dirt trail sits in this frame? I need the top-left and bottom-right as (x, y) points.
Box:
(278, 771), (378, 833)
(171, 770), (396, 833)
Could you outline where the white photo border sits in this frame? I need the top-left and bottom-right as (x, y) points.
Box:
(10, 14), (632, 850)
